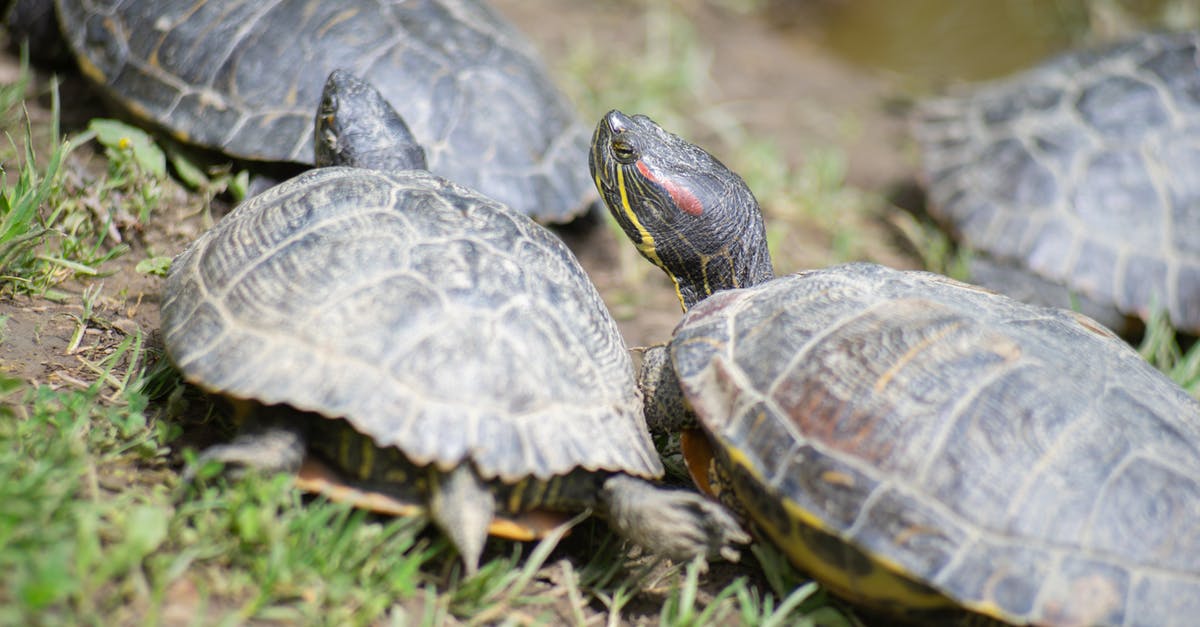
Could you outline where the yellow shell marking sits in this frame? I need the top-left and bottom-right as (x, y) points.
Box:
(339, 432), (354, 476)
(506, 478), (527, 513)
(296, 456), (422, 518)
(873, 320), (964, 393)
(356, 437), (375, 480)
(719, 442), (970, 615)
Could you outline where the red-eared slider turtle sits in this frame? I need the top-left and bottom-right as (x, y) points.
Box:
(28, 0), (594, 222)
(162, 74), (746, 573)
(591, 109), (1200, 625)
(915, 31), (1200, 334)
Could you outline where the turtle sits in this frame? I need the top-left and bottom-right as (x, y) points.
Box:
(590, 109), (1200, 625)
(161, 72), (747, 574)
(914, 31), (1200, 335)
(10, 0), (595, 222)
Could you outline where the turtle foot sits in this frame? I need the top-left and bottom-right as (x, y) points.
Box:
(600, 474), (749, 565)
(183, 423), (306, 483)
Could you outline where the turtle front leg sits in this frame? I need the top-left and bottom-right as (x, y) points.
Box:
(184, 415), (308, 481)
(429, 464), (495, 576)
(599, 474), (749, 565)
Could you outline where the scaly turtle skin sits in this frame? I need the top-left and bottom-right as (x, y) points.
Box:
(41, 0), (594, 222)
(591, 109), (1200, 625)
(162, 74), (746, 573)
(915, 31), (1200, 333)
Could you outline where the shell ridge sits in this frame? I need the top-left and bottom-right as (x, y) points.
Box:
(761, 288), (895, 401)
(911, 353), (1030, 487)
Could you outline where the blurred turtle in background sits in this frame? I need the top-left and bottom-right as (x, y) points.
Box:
(915, 31), (1200, 335)
(5, 0), (598, 222)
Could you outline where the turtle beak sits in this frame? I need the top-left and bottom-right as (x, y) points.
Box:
(604, 110), (632, 135)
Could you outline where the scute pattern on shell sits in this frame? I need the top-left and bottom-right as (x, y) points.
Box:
(162, 167), (660, 482)
(670, 262), (1200, 625)
(54, 0), (594, 221)
(916, 31), (1200, 332)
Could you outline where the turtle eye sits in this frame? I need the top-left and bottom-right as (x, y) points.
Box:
(611, 140), (637, 163)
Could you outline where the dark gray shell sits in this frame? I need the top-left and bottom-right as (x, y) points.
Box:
(54, 0), (594, 222)
(670, 262), (1200, 626)
(916, 31), (1200, 332)
(161, 167), (659, 482)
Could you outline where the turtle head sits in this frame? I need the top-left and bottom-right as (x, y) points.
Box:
(314, 70), (428, 172)
(590, 110), (774, 310)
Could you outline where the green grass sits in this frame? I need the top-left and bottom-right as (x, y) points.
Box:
(0, 330), (847, 625)
(0, 72), (68, 293)
(0, 71), (177, 297)
(1, 334), (169, 623)
(0, 330), (438, 625)
(1139, 308), (1200, 395)
(0, 45), (31, 128)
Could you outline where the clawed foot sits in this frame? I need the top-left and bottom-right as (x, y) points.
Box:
(601, 474), (749, 566)
(181, 425), (306, 483)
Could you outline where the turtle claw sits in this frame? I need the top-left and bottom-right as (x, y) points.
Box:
(600, 474), (749, 564)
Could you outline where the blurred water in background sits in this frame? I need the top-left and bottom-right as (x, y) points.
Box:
(762, 0), (1197, 84)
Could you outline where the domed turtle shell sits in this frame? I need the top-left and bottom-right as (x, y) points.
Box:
(52, 0), (594, 222)
(666, 262), (1200, 625)
(916, 31), (1200, 333)
(163, 166), (657, 483)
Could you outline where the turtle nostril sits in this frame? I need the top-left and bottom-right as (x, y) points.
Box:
(605, 110), (631, 135)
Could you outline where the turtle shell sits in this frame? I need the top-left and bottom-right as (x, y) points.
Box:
(916, 31), (1200, 332)
(162, 167), (660, 483)
(53, 0), (594, 222)
(669, 262), (1200, 625)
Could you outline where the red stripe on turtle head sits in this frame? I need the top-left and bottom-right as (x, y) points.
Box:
(636, 159), (705, 216)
